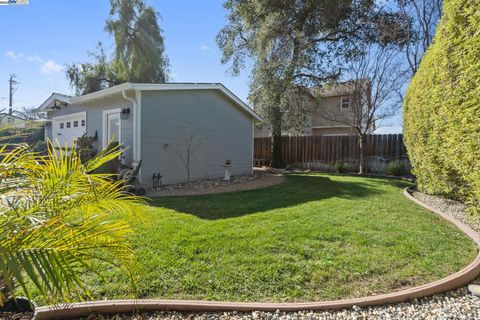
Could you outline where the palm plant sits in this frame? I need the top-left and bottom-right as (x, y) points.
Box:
(0, 137), (142, 307)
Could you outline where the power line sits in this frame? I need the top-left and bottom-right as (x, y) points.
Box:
(20, 82), (57, 93)
(20, 78), (59, 92)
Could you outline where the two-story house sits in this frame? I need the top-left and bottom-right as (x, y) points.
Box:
(254, 81), (374, 137)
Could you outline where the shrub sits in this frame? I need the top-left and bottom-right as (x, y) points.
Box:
(334, 162), (345, 174)
(76, 134), (97, 163)
(285, 163), (301, 171)
(95, 141), (123, 175)
(32, 140), (47, 155)
(386, 162), (406, 176)
(404, 0), (480, 212)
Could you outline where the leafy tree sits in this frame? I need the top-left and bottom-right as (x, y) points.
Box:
(66, 43), (112, 95)
(0, 138), (142, 306)
(66, 0), (169, 95)
(404, 0), (480, 213)
(217, 0), (409, 167)
(105, 0), (169, 84)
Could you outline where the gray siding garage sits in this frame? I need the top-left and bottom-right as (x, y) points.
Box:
(38, 83), (261, 187)
(141, 90), (254, 184)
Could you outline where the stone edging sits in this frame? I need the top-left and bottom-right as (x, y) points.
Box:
(34, 187), (480, 320)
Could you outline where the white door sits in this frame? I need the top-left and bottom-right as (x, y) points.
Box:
(103, 109), (121, 147)
(52, 112), (87, 147)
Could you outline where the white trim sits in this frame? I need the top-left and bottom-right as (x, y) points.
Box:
(102, 108), (122, 148)
(135, 90), (142, 182)
(35, 93), (72, 112)
(251, 119), (254, 173)
(70, 83), (263, 121)
(51, 111), (86, 122)
(340, 96), (350, 110)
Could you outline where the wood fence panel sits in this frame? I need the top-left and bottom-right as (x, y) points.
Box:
(254, 134), (409, 172)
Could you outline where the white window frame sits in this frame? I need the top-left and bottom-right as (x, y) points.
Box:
(340, 96), (350, 110)
(102, 108), (122, 148)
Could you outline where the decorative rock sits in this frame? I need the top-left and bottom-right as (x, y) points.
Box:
(468, 284), (480, 297)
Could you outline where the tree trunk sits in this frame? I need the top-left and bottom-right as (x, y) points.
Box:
(271, 110), (283, 168)
(358, 134), (367, 175)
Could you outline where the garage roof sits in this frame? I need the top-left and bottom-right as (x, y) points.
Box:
(70, 82), (263, 121)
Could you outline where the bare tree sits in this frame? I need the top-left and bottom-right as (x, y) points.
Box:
(397, 0), (442, 74)
(172, 126), (202, 181)
(14, 107), (45, 121)
(316, 44), (407, 174)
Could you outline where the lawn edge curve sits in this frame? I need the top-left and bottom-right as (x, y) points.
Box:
(35, 186), (480, 320)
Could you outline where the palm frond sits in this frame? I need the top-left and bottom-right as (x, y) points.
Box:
(0, 138), (143, 305)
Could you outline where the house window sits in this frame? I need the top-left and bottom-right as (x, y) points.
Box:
(73, 121), (78, 127)
(66, 122), (71, 128)
(81, 119), (86, 127)
(60, 123), (64, 129)
(341, 96), (350, 109)
(7, 117), (14, 124)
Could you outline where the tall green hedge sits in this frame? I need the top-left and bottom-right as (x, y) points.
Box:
(404, 0), (480, 213)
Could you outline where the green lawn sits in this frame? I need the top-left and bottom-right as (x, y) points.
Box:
(83, 174), (476, 302)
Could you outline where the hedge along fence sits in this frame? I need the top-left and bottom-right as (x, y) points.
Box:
(403, 0), (480, 213)
(254, 134), (410, 174)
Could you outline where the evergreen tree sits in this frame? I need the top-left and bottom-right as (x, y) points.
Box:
(66, 0), (169, 95)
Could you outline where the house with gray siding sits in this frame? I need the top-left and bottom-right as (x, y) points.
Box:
(36, 83), (262, 185)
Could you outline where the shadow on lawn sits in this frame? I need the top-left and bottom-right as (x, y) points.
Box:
(148, 175), (399, 220)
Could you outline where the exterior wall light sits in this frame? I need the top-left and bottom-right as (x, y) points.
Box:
(120, 107), (130, 120)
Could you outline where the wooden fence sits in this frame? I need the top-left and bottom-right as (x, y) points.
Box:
(254, 134), (409, 173)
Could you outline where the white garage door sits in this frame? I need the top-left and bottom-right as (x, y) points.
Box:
(52, 112), (87, 147)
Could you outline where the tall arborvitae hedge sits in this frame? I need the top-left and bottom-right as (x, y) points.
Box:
(404, 0), (480, 213)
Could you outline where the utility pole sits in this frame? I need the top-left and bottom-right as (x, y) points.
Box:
(9, 74), (18, 116)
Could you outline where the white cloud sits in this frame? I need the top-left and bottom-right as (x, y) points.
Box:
(5, 51), (23, 60)
(5, 51), (44, 63)
(26, 54), (44, 63)
(200, 44), (216, 53)
(40, 60), (63, 74)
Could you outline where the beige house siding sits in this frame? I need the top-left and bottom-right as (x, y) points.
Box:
(254, 94), (360, 137)
(311, 95), (355, 129)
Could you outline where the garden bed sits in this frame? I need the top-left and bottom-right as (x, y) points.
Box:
(147, 171), (284, 196)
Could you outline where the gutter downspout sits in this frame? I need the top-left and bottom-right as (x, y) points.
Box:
(121, 90), (139, 164)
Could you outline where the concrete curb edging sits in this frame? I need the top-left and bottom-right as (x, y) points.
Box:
(34, 187), (480, 320)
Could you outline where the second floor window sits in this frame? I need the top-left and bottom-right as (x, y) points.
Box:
(341, 96), (350, 109)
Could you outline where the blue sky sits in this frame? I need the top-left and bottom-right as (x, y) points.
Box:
(0, 0), (401, 133)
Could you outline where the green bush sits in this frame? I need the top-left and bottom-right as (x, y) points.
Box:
(404, 0), (480, 213)
(334, 162), (345, 174)
(76, 134), (97, 163)
(386, 162), (406, 176)
(95, 141), (123, 175)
